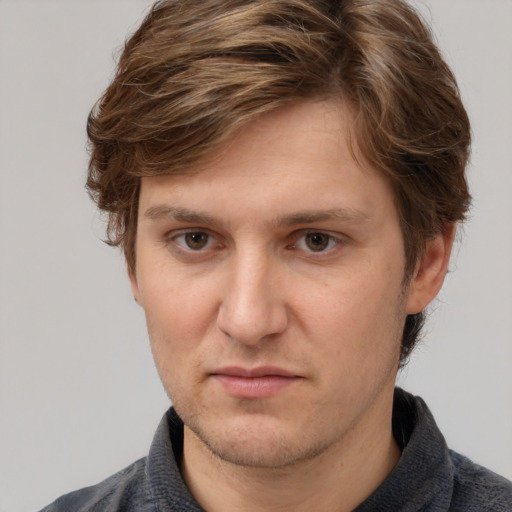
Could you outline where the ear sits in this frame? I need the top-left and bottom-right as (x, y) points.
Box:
(406, 224), (456, 315)
(128, 267), (141, 305)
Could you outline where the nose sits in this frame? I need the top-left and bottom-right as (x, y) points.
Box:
(216, 250), (288, 346)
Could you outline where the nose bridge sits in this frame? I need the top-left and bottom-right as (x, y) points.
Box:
(217, 244), (287, 345)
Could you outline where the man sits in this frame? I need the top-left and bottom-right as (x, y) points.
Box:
(40, 0), (511, 510)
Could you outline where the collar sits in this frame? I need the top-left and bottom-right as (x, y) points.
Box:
(354, 388), (454, 511)
(145, 388), (454, 511)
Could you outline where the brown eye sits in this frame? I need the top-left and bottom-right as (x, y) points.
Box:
(184, 232), (210, 250)
(304, 233), (330, 252)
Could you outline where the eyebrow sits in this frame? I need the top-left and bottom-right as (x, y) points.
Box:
(144, 205), (216, 225)
(143, 205), (370, 227)
(275, 208), (370, 227)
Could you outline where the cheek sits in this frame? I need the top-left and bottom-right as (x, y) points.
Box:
(139, 269), (221, 361)
(294, 263), (405, 361)
(142, 288), (205, 403)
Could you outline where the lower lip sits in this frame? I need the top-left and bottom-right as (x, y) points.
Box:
(213, 375), (298, 399)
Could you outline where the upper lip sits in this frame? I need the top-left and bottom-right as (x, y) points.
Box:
(212, 366), (298, 378)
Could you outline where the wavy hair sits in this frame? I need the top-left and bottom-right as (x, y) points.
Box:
(87, 0), (471, 364)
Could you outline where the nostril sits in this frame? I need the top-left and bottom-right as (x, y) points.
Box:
(216, 299), (288, 346)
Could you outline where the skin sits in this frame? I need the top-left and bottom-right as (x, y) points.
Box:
(130, 99), (453, 511)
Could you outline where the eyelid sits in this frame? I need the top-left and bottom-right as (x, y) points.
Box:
(289, 229), (346, 254)
(165, 228), (220, 252)
(163, 227), (346, 257)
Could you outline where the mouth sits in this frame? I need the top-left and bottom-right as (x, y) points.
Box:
(211, 366), (301, 399)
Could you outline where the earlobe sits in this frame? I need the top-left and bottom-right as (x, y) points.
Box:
(128, 268), (141, 305)
(406, 224), (456, 315)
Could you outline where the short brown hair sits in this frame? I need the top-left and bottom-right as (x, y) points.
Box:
(86, 0), (471, 364)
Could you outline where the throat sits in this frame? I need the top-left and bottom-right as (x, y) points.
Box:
(180, 422), (401, 512)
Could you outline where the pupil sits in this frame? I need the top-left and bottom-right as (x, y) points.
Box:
(306, 233), (329, 251)
(185, 232), (208, 249)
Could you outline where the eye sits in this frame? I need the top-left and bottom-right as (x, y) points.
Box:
(294, 232), (340, 253)
(304, 233), (331, 252)
(175, 231), (212, 250)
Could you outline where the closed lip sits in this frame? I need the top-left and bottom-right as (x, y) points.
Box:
(211, 366), (299, 378)
(211, 366), (301, 399)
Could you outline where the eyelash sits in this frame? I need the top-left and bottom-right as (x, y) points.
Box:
(166, 229), (345, 257)
(288, 232), (342, 253)
(168, 230), (220, 253)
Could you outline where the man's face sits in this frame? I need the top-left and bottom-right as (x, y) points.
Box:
(131, 99), (413, 468)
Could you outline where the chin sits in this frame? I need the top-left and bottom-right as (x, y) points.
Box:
(186, 414), (334, 470)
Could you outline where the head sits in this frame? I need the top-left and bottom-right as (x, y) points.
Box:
(87, 0), (470, 365)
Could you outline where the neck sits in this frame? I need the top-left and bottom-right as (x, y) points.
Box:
(181, 387), (400, 512)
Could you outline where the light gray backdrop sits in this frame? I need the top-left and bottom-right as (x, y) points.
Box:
(1, 1), (511, 511)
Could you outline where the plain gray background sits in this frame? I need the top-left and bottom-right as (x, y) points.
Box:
(1, 1), (511, 511)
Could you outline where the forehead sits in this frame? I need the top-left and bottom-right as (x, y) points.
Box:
(137, 99), (397, 228)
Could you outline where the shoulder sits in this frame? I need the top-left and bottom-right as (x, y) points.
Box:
(449, 450), (512, 512)
(38, 457), (154, 512)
